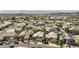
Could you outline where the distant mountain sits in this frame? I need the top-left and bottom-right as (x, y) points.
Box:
(0, 10), (79, 14)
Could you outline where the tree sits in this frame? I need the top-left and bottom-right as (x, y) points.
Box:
(27, 34), (32, 48)
(42, 38), (49, 44)
(24, 16), (30, 21)
(33, 16), (38, 20)
(65, 27), (70, 33)
(60, 40), (64, 48)
(42, 31), (49, 44)
(56, 32), (60, 45)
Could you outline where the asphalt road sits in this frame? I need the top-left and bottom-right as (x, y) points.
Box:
(0, 42), (60, 48)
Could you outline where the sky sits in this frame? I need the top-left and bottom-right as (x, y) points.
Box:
(0, 0), (79, 10)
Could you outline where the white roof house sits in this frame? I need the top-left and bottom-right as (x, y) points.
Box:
(0, 28), (16, 37)
(0, 36), (4, 40)
(33, 31), (44, 42)
(0, 21), (12, 28)
(73, 35), (79, 45)
(24, 31), (32, 40)
(33, 31), (44, 37)
(16, 23), (26, 27)
(45, 27), (52, 32)
(45, 32), (57, 39)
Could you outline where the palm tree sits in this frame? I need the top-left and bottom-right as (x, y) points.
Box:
(42, 37), (49, 44)
(56, 32), (60, 45)
(42, 19), (49, 44)
(27, 34), (32, 48)
(56, 32), (64, 47)
(32, 37), (37, 48)
(60, 40), (64, 48)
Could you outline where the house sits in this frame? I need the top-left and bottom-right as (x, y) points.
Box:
(73, 35), (79, 45)
(45, 32), (57, 44)
(0, 36), (4, 41)
(36, 21), (45, 26)
(0, 28), (16, 45)
(0, 21), (12, 31)
(24, 32), (32, 40)
(0, 28), (16, 39)
(0, 28), (15, 36)
(33, 31), (44, 42)
(45, 26), (57, 33)
(63, 35), (75, 46)
(16, 23), (26, 27)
